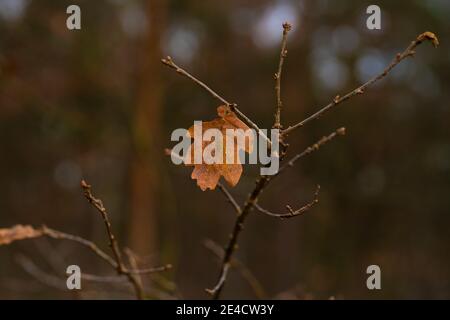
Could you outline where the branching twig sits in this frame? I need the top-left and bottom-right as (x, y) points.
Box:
(282, 31), (439, 136)
(124, 248), (143, 290)
(210, 126), (345, 298)
(208, 31), (437, 299)
(81, 180), (125, 273)
(80, 181), (173, 296)
(80, 180), (145, 299)
(7, 223), (172, 299)
(207, 175), (269, 299)
(129, 265), (173, 275)
(14, 225), (172, 277)
(1, 182), (173, 299)
(254, 185), (320, 219)
(209, 128), (344, 299)
(164, 27), (438, 300)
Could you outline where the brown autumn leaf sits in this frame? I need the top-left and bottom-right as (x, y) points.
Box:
(185, 105), (253, 191)
(0, 225), (43, 246)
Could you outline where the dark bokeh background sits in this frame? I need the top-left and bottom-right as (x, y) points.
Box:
(0, 0), (449, 299)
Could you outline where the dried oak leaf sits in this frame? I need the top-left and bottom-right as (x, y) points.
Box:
(185, 105), (253, 191)
(0, 225), (43, 246)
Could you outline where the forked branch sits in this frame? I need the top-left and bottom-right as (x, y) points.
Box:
(0, 181), (173, 300)
(208, 31), (437, 300)
(254, 185), (320, 219)
(81, 180), (125, 274)
(282, 31), (439, 136)
(162, 24), (438, 300)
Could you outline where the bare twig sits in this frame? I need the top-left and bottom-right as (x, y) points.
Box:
(129, 265), (173, 275)
(254, 185), (320, 219)
(41, 226), (117, 268)
(80, 180), (125, 273)
(274, 22), (292, 129)
(161, 56), (272, 147)
(40, 224), (172, 298)
(208, 130), (345, 299)
(217, 182), (241, 214)
(282, 31), (439, 136)
(207, 175), (269, 299)
(80, 180), (144, 299)
(165, 29), (438, 300)
(209, 126), (345, 298)
(28, 225), (172, 276)
(204, 239), (266, 299)
(161, 56), (230, 106)
(277, 127), (346, 177)
(124, 248), (143, 290)
(2, 188), (171, 300)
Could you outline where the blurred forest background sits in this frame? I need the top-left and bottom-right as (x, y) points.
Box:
(0, 0), (449, 299)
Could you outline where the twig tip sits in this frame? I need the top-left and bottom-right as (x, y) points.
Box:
(80, 179), (90, 189)
(282, 22), (292, 32)
(161, 56), (173, 65)
(417, 31), (439, 48)
(337, 127), (346, 136)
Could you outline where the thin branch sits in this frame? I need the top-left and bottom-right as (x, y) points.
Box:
(277, 127), (346, 177)
(80, 180), (145, 299)
(254, 185), (320, 219)
(129, 265), (173, 275)
(217, 182), (241, 214)
(206, 176), (269, 299)
(80, 180), (173, 298)
(161, 56), (272, 147)
(274, 22), (292, 129)
(81, 180), (125, 273)
(207, 128), (345, 298)
(179, 30), (437, 300)
(161, 56), (230, 106)
(204, 239), (266, 299)
(41, 226), (117, 268)
(206, 262), (231, 298)
(40, 226), (172, 276)
(2, 185), (172, 300)
(282, 31), (439, 136)
(124, 248), (143, 290)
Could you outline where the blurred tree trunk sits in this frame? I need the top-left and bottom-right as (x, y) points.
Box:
(128, 0), (166, 257)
